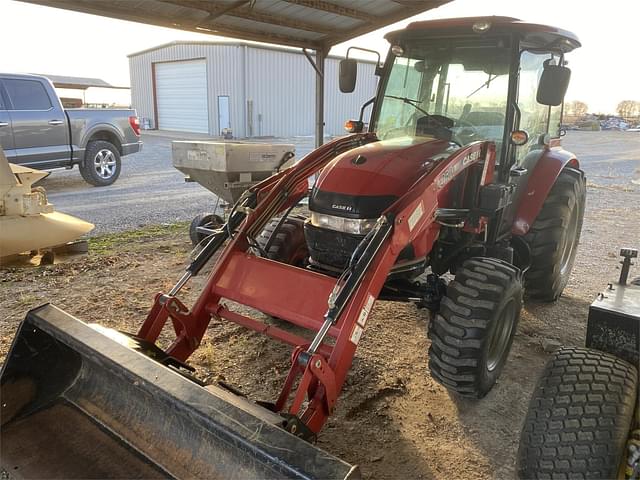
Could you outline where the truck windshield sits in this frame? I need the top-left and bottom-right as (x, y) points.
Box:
(374, 39), (511, 148)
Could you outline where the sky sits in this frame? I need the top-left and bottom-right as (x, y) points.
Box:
(0, 0), (638, 113)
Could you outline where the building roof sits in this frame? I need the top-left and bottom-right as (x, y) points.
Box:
(34, 74), (129, 90)
(127, 40), (379, 63)
(19, 0), (452, 51)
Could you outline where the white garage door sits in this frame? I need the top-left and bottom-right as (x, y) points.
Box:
(155, 60), (209, 133)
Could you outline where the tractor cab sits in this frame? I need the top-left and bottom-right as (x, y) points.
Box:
(342, 16), (579, 176)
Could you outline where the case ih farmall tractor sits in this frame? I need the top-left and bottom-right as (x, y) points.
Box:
(1, 17), (586, 479)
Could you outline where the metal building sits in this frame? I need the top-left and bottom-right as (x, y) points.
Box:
(128, 41), (378, 138)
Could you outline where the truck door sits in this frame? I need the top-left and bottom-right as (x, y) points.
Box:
(2, 77), (70, 167)
(0, 86), (16, 159)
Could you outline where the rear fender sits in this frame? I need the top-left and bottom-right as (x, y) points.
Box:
(511, 147), (579, 236)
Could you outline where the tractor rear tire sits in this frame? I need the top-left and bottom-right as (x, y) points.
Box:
(257, 217), (307, 266)
(517, 347), (638, 479)
(428, 257), (523, 398)
(524, 168), (586, 301)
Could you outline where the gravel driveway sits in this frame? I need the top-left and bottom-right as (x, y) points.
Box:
(38, 130), (639, 235)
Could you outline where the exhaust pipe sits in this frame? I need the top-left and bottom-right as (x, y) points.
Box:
(1, 304), (360, 479)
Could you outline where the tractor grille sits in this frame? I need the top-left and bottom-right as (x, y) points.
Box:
(304, 222), (364, 270)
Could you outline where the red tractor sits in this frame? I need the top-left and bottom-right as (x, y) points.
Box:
(1, 17), (586, 479)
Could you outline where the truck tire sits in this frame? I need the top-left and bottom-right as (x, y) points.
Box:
(524, 168), (586, 301)
(517, 347), (638, 479)
(80, 140), (121, 186)
(189, 213), (224, 246)
(428, 257), (523, 398)
(257, 217), (307, 266)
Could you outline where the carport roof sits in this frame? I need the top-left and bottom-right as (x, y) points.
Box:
(36, 74), (129, 90)
(19, 0), (452, 50)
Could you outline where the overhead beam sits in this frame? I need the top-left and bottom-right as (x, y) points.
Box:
(321, 0), (449, 48)
(157, 0), (249, 22)
(19, 0), (321, 49)
(281, 0), (376, 23)
(168, 0), (335, 35)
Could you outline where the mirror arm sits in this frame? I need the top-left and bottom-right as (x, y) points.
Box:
(346, 46), (383, 74)
(346, 46), (381, 65)
(359, 97), (376, 123)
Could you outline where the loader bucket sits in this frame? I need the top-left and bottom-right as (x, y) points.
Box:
(0, 305), (359, 479)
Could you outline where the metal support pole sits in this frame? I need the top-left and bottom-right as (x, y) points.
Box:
(315, 48), (326, 148)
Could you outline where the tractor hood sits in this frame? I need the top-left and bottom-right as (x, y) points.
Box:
(310, 136), (455, 219)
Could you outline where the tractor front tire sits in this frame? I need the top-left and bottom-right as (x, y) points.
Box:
(517, 347), (638, 479)
(257, 217), (307, 266)
(524, 168), (586, 301)
(428, 257), (523, 398)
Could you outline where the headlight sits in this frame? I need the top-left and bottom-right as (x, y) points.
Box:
(310, 212), (378, 235)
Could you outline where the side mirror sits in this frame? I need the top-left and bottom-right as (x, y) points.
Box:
(537, 64), (571, 106)
(339, 58), (357, 93)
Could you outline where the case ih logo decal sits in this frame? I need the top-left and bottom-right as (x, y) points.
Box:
(437, 149), (482, 188)
(332, 204), (354, 212)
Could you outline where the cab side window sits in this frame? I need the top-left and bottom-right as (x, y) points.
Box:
(516, 51), (563, 166)
(518, 51), (551, 145)
(548, 103), (562, 138)
(3, 79), (52, 110)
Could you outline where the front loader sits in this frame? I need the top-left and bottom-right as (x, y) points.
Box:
(1, 17), (586, 478)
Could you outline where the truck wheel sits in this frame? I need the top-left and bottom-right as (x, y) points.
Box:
(428, 257), (523, 398)
(517, 347), (638, 479)
(257, 217), (307, 266)
(80, 140), (121, 186)
(189, 213), (224, 246)
(524, 168), (586, 301)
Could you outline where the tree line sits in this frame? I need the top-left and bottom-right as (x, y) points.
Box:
(564, 100), (640, 118)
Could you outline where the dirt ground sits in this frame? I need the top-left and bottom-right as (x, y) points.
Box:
(1, 131), (639, 479)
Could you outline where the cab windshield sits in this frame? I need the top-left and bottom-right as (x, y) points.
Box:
(374, 39), (511, 149)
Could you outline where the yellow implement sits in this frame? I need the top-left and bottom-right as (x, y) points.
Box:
(0, 148), (93, 258)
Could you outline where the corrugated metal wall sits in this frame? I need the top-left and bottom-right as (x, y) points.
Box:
(129, 42), (378, 138)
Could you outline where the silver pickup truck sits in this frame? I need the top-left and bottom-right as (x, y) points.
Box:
(0, 73), (142, 186)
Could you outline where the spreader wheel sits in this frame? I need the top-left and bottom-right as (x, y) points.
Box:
(189, 213), (224, 246)
(257, 217), (307, 266)
(517, 347), (638, 479)
(428, 257), (523, 398)
(524, 167), (586, 301)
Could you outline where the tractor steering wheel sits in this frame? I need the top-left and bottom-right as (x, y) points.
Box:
(453, 118), (480, 146)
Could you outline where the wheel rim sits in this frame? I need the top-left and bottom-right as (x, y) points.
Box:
(560, 203), (580, 276)
(94, 149), (117, 179)
(486, 299), (517, 372)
